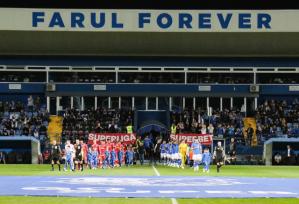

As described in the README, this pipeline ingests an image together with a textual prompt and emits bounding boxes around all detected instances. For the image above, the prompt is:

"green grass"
[0,197,298,204]
[156,165,299,178]
[0,164,156,176]
[178,198,299,204]
[0,164,299,178]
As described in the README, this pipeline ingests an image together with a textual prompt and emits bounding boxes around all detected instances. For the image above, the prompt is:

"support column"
[206,97,209,113]
[132,97,135,109]
[183,97,186,109]
[56,96,59,115]
[193,97,196,110]
[220,97,223,112]
[254,97,258,110]
[116,71,118,83]
[145,97,148,110]
[169,97,172,111]
[81,96,84,111]
[230,97,233,110]
[119,97,121,109]
[95,96,97,110]
[46,71,49,83]
[108,97,111,109]
[46,96,50,112]
[70,97,74,109]
[244,97,247,113]
[156,97,158,110]
[184,72,187,84]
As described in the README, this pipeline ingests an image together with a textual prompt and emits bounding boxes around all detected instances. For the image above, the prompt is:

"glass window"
[97,97,109,109]
[135,97,146,110]
[84,97,95,110]
[148,97,157,110]
[121,97,132,110]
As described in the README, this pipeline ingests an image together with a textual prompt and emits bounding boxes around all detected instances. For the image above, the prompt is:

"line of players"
[51,137,225,173]
[160,139,225,173]
[88,139,134,170]
[51,139,134,171]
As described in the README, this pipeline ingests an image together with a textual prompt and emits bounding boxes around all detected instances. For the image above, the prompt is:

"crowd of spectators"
[0,96,49,140]
[170,99,299,146]
[257,73,299,84]
[170,108,244,139]
[62,108,134,142]
[118,73,185,83]
[49,72,115,84]
[0,72,46,82]
[255,99,299,143]
[187,73,253,84]
[1,95,299,148]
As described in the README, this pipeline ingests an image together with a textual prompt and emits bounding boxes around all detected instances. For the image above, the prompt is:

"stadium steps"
[47,115,63,144]
[243,117,258,146]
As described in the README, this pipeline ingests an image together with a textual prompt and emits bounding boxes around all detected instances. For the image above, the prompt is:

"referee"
[213,141,225,173]
[51,140,61,171]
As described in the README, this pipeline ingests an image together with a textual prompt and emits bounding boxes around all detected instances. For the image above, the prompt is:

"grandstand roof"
[1,31,299,57]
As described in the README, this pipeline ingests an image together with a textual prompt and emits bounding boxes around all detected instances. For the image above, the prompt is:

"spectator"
[0,152,6,164]
[33,129,39,139]
[138,141,145,165]
[207,124,214,134]
[273,152,282,165]
[27,95,34,111]
[228,138,237,164]
[246,124,254,146]
[143,135,152,159]
[286,145,296,165]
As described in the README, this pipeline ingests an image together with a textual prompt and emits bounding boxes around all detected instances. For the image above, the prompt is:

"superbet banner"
[170,134,213,145]
[88,133,136,144]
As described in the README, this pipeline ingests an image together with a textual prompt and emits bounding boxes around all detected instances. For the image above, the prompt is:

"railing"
[0,65,299,73]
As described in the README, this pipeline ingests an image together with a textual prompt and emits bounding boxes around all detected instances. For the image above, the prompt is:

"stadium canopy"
[137,120,168,135]
[1,31,299,57]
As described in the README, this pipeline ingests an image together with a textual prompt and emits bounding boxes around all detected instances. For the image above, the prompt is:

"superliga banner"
[1,8,299,32]
[88,133,137,144]
[170,134,213,145]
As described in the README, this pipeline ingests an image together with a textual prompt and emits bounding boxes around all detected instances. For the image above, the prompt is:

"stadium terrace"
[32,11,272,30]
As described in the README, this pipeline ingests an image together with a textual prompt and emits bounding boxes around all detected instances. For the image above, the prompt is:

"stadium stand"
[0,99,49,140]
[61,108,134,143]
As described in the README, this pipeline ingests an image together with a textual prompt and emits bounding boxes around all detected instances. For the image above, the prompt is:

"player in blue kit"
[125,147,130,166]
[103,146,110,169]
[63,140,75,171]
[91,140,99,170]
[191,138,203,171]
[160,140,167,165]
[167,141,173,166]
[172,140,180,168]
[87,147,93,169]
[202,147,212,173]
[116,142,124,167]
[170,141,175,167]
[125,145,134,166]
[91,148,99,170]
[110,147,116,168]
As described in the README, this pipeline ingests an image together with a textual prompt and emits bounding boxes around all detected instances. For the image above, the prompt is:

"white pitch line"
[151,166,179,204]
[152,165,160,177]
[171,198,178,204]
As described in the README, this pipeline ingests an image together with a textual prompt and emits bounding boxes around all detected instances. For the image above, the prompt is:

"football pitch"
[0,165,299,204]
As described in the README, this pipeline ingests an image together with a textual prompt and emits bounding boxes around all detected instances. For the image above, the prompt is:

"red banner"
[170,134,213,145]
[88,133,136,144]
